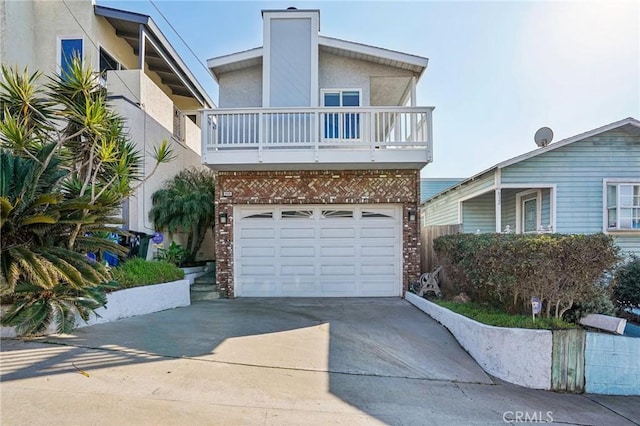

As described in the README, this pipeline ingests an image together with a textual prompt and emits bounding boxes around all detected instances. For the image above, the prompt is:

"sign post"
[531,296,542,321]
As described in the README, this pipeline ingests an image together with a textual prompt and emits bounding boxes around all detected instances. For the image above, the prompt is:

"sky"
[99,0,640,178]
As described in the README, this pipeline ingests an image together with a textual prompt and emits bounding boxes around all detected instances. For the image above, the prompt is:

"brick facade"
[215,169,421,297]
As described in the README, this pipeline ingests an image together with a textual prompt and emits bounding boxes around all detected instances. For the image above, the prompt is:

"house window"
[59,38,83,77]
[322,90,361,140]
[99,47,123,81]
[606,182,640,231]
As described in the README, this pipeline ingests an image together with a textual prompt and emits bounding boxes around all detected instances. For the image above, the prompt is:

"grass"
[433,300,578,330]
[110,258,185,290]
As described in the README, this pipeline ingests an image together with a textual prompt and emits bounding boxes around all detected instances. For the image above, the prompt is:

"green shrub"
[613,256,640,313]
[563,282,615,323]
[433,233,620,319]
[435,300,577,330]
[110,259,185,289]
[155,241,189,267]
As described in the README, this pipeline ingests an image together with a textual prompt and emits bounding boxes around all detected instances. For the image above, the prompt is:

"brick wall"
[214,169,421,297]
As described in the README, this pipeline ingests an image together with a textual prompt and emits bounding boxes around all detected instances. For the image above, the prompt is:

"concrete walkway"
[1,298,638,425]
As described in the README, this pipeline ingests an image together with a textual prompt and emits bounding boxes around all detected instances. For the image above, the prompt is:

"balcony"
[201,107,433,170]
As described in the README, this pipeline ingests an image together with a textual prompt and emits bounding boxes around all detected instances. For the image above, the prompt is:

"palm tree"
[149,168,216,263]
[0,60,173,335]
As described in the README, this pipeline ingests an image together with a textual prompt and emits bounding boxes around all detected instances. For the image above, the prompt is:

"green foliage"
[0,61,173,336]
[563,283,615,323]
[612,256,640,312]
[435,300,578,330]
[109,259,185,289]
[154,241,189,267]
[149,167,215,262]
[1,280,119,336]
[433,233,620,319]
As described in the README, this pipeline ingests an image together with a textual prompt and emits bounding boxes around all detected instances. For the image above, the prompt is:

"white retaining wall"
[1,279,190,337]
[406,292,553,390]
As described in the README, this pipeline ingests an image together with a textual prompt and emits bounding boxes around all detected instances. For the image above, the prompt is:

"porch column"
[138,24,145,70]
[495,188,502,233]
[410,76,417,142]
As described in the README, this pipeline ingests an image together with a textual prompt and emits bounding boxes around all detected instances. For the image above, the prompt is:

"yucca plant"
[0,60,174,335]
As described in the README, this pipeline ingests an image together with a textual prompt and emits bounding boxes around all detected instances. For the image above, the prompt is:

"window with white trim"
[59,38,83,77]
[322,89,361,140]
[606,182,640,231]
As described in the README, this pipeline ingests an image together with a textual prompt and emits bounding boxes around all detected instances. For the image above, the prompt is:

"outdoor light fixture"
[219,212,228,224]
[408,210,416,222]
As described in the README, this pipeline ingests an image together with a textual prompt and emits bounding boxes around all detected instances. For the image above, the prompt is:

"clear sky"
[100,0,639,178]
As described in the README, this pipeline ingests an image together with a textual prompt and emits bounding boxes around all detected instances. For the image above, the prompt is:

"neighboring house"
[422,117,640,256]
[202,8,433,297]
[0,0,214,256]
[420,178,463,202]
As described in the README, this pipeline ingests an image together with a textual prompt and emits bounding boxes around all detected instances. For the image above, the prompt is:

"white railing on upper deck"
[202,107,433,152]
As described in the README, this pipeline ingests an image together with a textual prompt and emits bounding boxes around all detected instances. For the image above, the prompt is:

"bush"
[612,256,640,313]
[110,259,185,289]
[433,233,620,319]
[154,241,189,267]
[563,283,615,323]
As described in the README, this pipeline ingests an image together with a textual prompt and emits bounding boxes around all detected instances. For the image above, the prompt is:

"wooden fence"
[420,224,462,272]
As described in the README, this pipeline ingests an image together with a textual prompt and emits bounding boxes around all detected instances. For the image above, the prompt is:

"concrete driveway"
[1,298,639,425]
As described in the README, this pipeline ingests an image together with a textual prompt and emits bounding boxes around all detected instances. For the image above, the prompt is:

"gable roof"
[207,36,428,83]
[95,5,213,108]
[424,117,640,204]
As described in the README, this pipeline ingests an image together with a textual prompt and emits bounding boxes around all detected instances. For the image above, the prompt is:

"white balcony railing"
[202,107,433,165]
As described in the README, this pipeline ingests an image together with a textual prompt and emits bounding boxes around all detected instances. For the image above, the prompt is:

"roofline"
[206,47,263,82]
[206,36,429,80]
[318,36,429,76]
[94,5,214,108]
[423,117,640,204]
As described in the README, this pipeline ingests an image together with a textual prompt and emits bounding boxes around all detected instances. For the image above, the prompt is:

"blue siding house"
[420,178,463,202]
[421,117,640,256]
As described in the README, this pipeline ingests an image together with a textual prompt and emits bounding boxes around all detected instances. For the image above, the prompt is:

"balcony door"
[322,90,361,140]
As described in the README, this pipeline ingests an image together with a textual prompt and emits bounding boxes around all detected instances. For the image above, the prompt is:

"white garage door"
[234,204,402,297]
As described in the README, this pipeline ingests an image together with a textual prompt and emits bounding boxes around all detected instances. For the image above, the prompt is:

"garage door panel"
[280,246,316,257]
[320,228,356,238]
[320,246,356,257]
[241,264,276,276]
[281,264,316,276]
[360,226,396,238]
[281,281,317,293]
[240,228,275,239]
[361,245,396,257]
[320,264,356,275]
[242,279,277,293]
[361,263,396,275]
[241,246,276,257]
[321,281,357,293]
[281,227,315,239]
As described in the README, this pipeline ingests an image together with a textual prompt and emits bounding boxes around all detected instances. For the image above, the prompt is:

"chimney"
[261,8,320,107]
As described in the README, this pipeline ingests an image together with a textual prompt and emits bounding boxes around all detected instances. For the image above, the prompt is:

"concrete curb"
[406,292,552,390]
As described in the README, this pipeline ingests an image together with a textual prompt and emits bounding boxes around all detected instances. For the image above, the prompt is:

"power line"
[148,0,214,79]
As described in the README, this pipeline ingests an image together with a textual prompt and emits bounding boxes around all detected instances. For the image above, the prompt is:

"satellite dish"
[534,127,553,147]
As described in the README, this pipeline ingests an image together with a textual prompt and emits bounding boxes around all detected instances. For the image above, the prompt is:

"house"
[0,0,214,257]
[421,117,640,256]
[202,8,433,297]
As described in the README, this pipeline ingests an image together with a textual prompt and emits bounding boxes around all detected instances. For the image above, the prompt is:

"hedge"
[433,233,619,319]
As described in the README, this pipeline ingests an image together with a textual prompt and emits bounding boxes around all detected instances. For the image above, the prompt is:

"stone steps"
[190,271,222,301]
